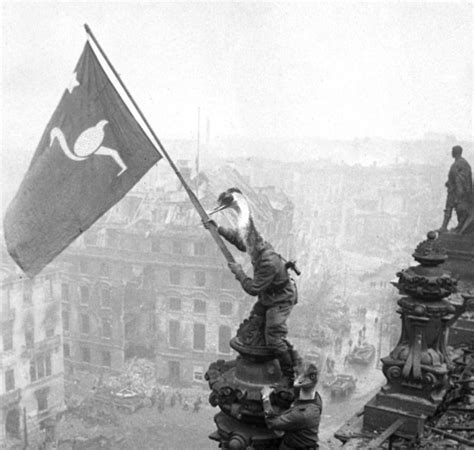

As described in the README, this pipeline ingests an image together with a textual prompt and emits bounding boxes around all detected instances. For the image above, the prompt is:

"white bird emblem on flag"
[67,72,80,94]
[50,120,127,176]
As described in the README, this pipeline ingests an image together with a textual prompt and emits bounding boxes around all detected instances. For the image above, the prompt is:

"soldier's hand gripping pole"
[198,216,236,263]
[285,260,301,276]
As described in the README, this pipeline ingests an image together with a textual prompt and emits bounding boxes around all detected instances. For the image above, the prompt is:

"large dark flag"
[4,42,161,276]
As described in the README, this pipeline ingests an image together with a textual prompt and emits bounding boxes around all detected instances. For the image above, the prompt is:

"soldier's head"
[209,187,244,214]
[294,363,318,392]
[452,146,463,159]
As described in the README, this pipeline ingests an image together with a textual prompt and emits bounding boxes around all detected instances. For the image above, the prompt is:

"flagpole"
[195,107,200,192]
[83,24,235,264]
[196,106,200,175]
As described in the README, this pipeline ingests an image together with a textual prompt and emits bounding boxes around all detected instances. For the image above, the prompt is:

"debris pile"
[103,357,157,396]
[56,413,124,449]
[74,395,120,426]
[392,347,474,448]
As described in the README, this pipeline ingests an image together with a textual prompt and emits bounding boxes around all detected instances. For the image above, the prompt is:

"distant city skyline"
[1,1,473,216]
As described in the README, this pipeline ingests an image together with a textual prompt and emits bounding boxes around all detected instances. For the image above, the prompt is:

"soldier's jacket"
[446,156,472,206]
[263,394,322,449]
[218,226,297,307]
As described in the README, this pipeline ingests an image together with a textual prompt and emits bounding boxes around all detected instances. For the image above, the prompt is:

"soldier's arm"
[262,396,277,417]
[264,404,321,431]
[455,163,472,196]
[233,253,277,296]
[217,226,247,252]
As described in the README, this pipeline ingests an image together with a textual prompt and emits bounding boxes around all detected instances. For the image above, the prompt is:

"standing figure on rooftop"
[193,396,202,413]
[203,187,299,379]
[440,145,473,233]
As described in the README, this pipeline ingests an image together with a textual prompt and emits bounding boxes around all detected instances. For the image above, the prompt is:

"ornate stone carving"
[393,232,457,301]
[382,232,457,404]
[205,340,294,425]
[235,315,266,347]
[364,232,473,437]
[205,336,296,448]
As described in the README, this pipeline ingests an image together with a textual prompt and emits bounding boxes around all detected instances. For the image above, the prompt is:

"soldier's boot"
[291,348,304,377]
[438,208,452,232]
[285,341,304,376]
[278,350,296,386]
[454,208,469,232]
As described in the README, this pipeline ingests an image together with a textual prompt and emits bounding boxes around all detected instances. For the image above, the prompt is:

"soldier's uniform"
[442,154,473,231]
[218,226,297,354]
[263,394,322,449]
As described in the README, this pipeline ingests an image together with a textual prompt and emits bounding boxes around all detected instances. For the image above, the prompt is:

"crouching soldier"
[261,363,322,450]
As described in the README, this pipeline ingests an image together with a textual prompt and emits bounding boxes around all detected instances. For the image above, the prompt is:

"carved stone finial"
[376,230,457,422]
[412,231,447,266]
[395,232,456,301]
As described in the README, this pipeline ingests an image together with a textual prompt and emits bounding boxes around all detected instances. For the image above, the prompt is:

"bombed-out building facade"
[0,252,65,447]
[56,163,295,385]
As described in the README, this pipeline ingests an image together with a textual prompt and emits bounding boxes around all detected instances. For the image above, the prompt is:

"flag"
[4,41,161,277]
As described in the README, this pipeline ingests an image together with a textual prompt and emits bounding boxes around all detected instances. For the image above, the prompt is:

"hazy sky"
[1,1,473,205]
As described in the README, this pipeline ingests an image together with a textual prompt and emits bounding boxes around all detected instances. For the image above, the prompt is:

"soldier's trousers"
[251,301,293,353]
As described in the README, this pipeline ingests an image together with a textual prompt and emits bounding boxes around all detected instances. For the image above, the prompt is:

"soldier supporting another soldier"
[261,363,322,450]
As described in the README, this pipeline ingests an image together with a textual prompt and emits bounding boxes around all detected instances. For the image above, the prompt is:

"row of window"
[64,275,233,306]
[153,240,210,256]
[65,344,111,367]
[62,307,112,338]
[2,275,55,306]
[4,354,54,392]
[2,324,55,352]
[5,368,15,391]
[5,370,49,412]
[101,233,212,257]
[76,263,236,290]
[168,321,231,354]
[61,284,112,308]
[30,354,52,382]
[168,298,233,316]
[79,261,111,277]
[169,270,236,288]
[65,314,113,338]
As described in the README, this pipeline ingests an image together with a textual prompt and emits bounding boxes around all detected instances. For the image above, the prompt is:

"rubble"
[102,357,157,397]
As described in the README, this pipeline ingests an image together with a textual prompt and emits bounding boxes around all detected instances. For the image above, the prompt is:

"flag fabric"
[4,42,161,277]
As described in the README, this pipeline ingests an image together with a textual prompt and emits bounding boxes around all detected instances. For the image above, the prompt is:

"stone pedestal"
[206,337,295,449]
[363,232,457,438]
[437,232,474,347]
[437,232,474,289]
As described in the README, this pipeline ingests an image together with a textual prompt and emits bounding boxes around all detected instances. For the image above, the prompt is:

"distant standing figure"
[183,400,190,411]
[170,392,177,408]
[193,396,202,413]
[326,357,335,375]
[335,336,342,355]
[440,145,473,232]
[157,393,165,413]
[150,387,157,406]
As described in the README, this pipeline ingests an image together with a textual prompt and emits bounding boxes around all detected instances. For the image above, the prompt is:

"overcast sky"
[1,1,473,207]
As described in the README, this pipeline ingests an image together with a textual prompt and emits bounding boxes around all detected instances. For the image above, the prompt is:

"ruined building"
[0,248,65,447]
[57,163,294,385]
